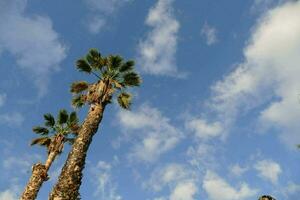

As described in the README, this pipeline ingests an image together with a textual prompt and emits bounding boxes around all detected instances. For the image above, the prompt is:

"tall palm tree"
[20,110,80,200]
[49,49,141,200]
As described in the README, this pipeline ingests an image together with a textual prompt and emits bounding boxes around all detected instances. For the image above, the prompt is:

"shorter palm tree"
[258,195,276,200]
[20,109,80,200]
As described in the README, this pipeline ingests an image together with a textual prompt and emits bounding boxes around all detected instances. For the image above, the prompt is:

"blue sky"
[0,0,300,199]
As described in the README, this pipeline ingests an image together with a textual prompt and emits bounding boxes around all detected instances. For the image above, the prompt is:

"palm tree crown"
[70,48,141,109]
[31,109,80,154]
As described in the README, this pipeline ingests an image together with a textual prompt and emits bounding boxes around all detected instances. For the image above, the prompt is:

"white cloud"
[138,0,183,77]
[229,164,249,177]
[91,161,122,200]
[0,189,17,200]
[0,93,7,107]
[0,0,66,97]
[146,164,197,200]
[201,23,218,46]
[85,0,131,34]
[0,112,24,126]
[203,171,258,200]
[254,159,282,184]
[170,181,197,200]
[207,1,300,145]
[117,104,182,162]
[185,118,223,140]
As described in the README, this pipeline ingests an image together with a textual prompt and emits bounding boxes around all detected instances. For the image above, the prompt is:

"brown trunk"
[49,103,105,200]
[20,163,48,200]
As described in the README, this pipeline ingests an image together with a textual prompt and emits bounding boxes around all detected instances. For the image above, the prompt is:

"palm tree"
[49,49,141,200]
[258,195,276,200]
[20,110,80,200]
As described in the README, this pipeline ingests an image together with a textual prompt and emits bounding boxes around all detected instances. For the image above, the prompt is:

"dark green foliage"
[72,95,86,108]
[70,81,89,94]
[123,72,141,87]
[76,59,92,73]
[57,109,68,124]
[32,126,49,135]
[119,60,134,72]
[44,113,55,127]
[31,137,51,147]
[117,92,132,110]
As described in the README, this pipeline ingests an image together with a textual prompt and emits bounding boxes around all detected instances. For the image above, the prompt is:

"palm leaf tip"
[32,126,49,135]
[118,92,132,110]
[31,137,51,147]
[70,81,89,94]
[76,58,92,73]
[44,113,55,127]
[58,109,68,124]
[109,55,123,69]
[123,72,141,87]
[119,60,134,72]
[71,95,86,108]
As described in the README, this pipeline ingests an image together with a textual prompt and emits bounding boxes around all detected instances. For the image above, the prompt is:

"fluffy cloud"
[254,159,282,184]
[117,104,182,162]
[207,1,300,145]
[0,93,7,107]
[91,161,122,200]
[146,164,197,200]
[0,189,17,200]
[0,0,66,97]
[229,164,249,177]
[203,171,258,200]
[85,0,131,34]
[201,23,218,46]
[185,118,223,140]
[138,0,183,77]
[0,112,24,126]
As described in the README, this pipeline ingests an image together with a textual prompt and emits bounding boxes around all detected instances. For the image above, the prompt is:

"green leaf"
[117,92,132,110]
[32,126,49,135]
[69,112,79,125]
[123,72,141,87]
[86,48,102,69]
[76,58,92,73]
[119,60,134,72]
[31,137,51,147]
[71,95,86,108]
[70,81,89,94]
[57,109,68,124]
[43,113,55,127]
[109,55,123,70]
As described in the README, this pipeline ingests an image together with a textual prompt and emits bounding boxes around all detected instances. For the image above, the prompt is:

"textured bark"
[49,103,105,200]
[20,163,48,200]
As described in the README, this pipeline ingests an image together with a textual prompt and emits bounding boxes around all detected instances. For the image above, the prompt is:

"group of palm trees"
[20,48,141,200]
[19,49,278,200]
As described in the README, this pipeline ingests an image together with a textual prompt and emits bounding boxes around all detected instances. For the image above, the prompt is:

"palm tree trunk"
[49,102,106,200]
[20,163,48,200]
[45,151,58,171]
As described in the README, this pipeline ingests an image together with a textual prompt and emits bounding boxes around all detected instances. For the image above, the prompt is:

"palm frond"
[122,72,141,87]
[297,144,300,149]
[69,112,79,125]
[43,113,55,127]
[108,55,123,70]
[70,81,89,94]
[117,92,132,110]
[32,126,49,135]
[71,95,86,108]
[76,58,92,73]
[31,137,51,147]
[119,60,134,72]
[57,109,68,124]
[86,48,102,69]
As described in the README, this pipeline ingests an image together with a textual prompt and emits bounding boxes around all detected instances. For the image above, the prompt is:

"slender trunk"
[45,151,58,171]
[20,163,48,200]
[49,103,105,200]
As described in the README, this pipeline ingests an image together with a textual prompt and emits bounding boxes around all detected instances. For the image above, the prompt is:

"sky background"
[0,0,300,199]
